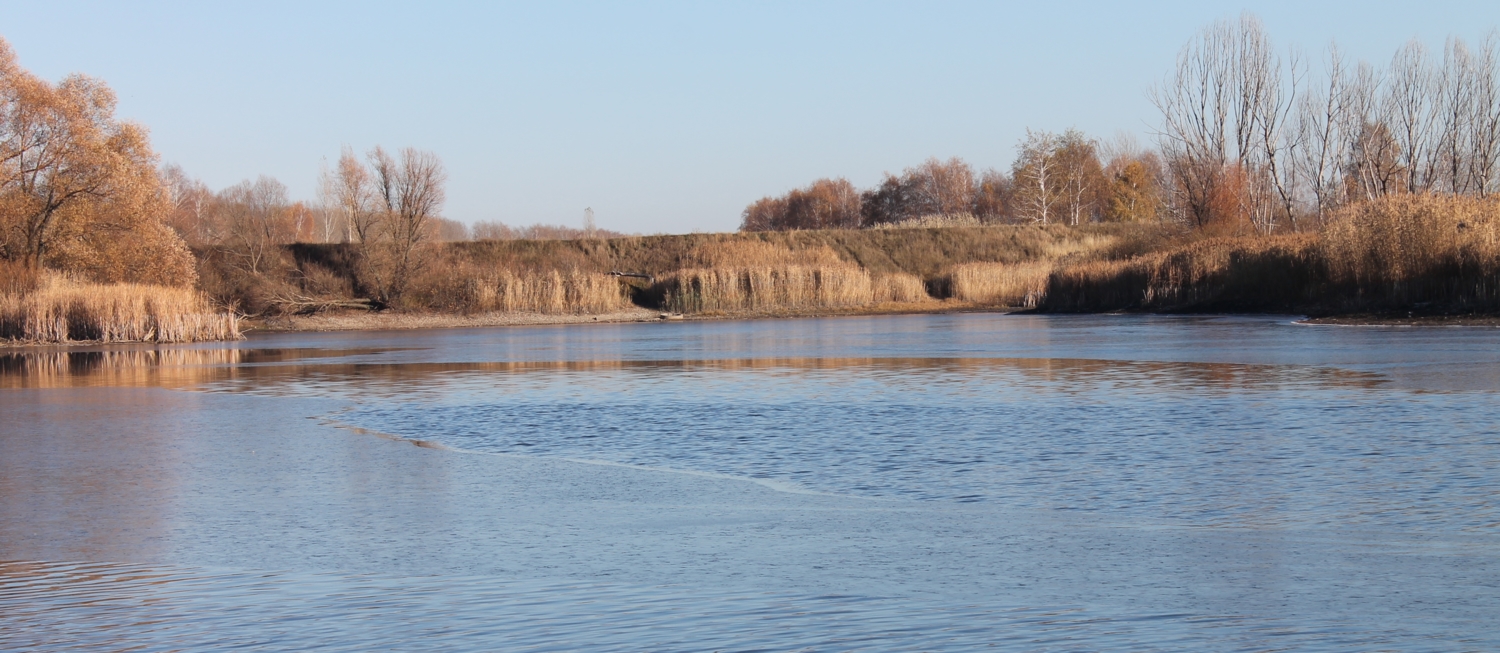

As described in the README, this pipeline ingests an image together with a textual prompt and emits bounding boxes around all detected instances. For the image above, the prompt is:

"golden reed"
[945,261,1053,307]
[412,264,634,315]
[0,272,241,343]
[477,270,633,314]
[659,265,930,312]
[657,241,929,313]
[1041,193,1500,312]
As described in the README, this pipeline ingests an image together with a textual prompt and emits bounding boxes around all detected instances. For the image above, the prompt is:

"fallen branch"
[610,271,655,282]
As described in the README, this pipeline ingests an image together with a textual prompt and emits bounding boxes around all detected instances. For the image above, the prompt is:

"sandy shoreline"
[9,303,1497,346]
[243,300,1000,334]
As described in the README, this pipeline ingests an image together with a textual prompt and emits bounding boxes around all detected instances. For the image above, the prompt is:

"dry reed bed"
[0,276,241,344]
[658,265,929,313]
[945,262,1054,307]
[1320,194,1500,309]
[411,267,633,314]
[1041,194,1500,313]
[480,270,632,314]
[1041,236,1322,312]
[654,241,929,313]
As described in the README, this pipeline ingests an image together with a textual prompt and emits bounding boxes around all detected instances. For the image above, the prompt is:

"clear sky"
[4,1,1500,233]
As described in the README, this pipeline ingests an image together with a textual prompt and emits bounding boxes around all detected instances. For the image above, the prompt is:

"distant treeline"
[744,15,1500,236]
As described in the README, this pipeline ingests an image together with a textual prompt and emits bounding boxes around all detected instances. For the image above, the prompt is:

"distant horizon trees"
[741,14,1500,234]
[742,140,1141,231]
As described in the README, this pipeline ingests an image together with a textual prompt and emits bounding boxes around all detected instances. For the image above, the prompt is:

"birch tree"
[1012,130,1061,224]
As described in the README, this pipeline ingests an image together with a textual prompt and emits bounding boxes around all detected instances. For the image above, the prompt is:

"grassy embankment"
[0,263,241,344]
[274,223,1162,320]
[229,193,1500,328]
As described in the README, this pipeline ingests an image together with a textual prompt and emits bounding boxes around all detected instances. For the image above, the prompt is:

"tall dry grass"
[661,266,867,312]
[656,240,929,312]
[478,270,632,314]
[946,261,1054,307]
[871,272,930,303]
[409,263,633,315]
[0,273,241,343]
[1321,194,1500,309]
[1041,235,1322,312]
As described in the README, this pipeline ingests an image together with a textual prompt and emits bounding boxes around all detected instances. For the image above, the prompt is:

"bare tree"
[1434,38,1478,194]
[1386,41,1437,194]
[429,217,469,242]
[860,174,914,226]
[783,178,862,229]
[318,146,379,243]
[472,220,516,240]
[161,163,216,245]
[1296,46,1355,224]
[904,158,976,217]
[857,160,975,226]
[215,176,293,276]
[973,169,1012,222]
[1152,18,1240,227]
[1341,62,1402,200]
[1254,47,1303,231]
[1153,13,1311,231]
[1473,32,1500,197]
[366,146,446,302]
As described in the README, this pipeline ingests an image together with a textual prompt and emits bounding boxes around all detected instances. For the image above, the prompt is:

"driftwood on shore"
[271,295,377,315]
[609,271,655,282]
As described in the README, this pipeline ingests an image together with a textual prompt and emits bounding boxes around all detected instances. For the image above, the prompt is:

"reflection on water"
[4,314,1500,651]
[0,347,413,389]
[0,347,1390,395]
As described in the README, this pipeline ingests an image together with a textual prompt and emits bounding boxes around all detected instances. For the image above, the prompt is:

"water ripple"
[1,560,1477,652]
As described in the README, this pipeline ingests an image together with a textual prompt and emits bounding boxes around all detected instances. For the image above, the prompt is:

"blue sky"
[4,1,1499,233]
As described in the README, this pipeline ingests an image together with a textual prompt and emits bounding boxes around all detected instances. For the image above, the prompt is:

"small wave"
[320,417,461,452]
[555,456,854,498]
[319,413,860,498]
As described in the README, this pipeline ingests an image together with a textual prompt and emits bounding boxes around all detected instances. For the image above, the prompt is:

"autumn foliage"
[0,37,195,287]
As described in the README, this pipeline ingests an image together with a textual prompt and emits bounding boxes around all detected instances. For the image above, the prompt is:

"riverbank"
[9,193,1498,344]
[243,299,997,333]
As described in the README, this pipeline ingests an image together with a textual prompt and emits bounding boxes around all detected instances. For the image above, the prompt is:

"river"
[2,313,1497,650]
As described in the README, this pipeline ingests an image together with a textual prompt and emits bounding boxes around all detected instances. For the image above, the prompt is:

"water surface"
[3,314,1498,650]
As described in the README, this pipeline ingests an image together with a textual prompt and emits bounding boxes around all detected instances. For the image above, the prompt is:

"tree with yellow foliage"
[0,37,193,286]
